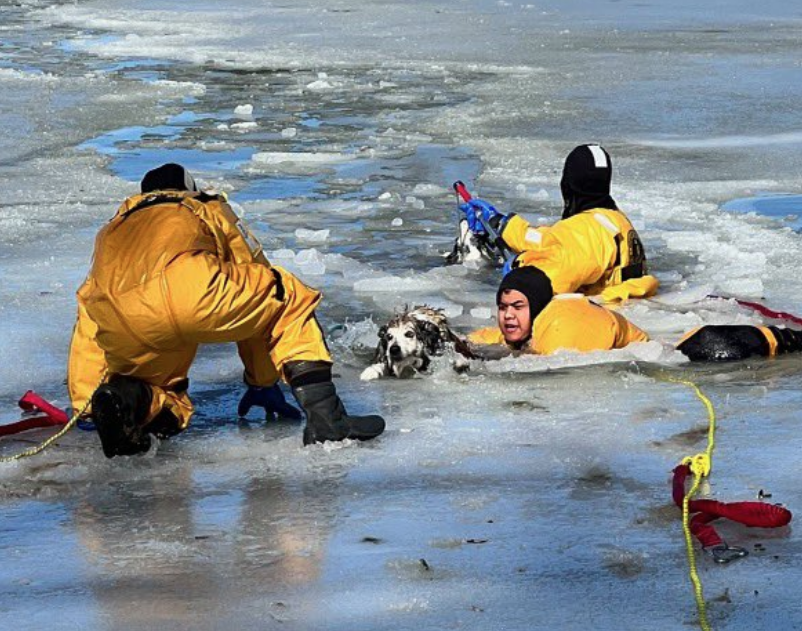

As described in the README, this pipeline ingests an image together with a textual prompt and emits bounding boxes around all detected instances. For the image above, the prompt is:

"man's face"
[497,289,531,345]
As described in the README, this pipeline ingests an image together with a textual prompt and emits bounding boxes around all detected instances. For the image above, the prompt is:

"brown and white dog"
[360,306,475,380]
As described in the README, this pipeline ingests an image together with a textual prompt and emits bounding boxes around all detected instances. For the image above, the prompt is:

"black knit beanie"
[141,163,198,193]
[496,267,554,324]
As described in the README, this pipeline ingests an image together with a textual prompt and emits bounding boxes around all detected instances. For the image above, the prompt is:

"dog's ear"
[418,320,444,355]
[372,325,389,364]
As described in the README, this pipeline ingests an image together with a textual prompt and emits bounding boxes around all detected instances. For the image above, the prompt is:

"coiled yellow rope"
[666,376,716,631]
[0,372,106,463]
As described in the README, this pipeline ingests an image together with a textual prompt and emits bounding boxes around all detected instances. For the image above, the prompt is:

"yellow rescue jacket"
[80,191,273,355]
[468,294,649,355]
[500,209,659,301]
[68,190,329,426]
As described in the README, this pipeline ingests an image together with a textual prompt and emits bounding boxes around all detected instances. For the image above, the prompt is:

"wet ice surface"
[2,0,802,629]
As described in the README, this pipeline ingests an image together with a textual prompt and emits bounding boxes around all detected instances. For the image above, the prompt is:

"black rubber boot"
[91,375,153,458]
[286,361,385,446]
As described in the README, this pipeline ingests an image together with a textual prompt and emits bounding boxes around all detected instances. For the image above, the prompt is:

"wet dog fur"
[360,306,475,380]
[444,218,504,266]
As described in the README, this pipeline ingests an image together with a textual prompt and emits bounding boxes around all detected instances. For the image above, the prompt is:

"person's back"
[460,144,658,301]
[69,163,385,458]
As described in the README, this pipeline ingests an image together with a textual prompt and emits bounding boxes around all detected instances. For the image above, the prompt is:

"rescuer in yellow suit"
[467,266,802,361]
[68,163,384,458]
[460,144,659,302]
[467,267,649,355]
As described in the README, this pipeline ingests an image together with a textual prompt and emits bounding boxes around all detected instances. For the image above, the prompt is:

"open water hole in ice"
[3,1,802,629]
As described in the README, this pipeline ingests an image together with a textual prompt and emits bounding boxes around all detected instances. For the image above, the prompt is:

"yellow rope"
[0,372,106,463]
[664,376,716,631]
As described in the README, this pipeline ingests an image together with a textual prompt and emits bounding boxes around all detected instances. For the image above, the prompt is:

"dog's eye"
[385,333,394,341]
[404,331,415,338]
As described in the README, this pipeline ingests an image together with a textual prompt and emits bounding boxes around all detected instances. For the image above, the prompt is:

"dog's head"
[372,309,448,378]
[444,219,504,266]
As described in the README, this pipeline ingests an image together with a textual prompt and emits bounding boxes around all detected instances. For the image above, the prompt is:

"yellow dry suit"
[67,190,330,430]
[500,209,659,302]
[468,294,649,355]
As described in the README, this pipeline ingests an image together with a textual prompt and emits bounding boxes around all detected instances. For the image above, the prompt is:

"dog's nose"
[389,344,402,357]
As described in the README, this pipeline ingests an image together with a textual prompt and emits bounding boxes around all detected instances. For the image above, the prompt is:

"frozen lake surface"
[2,0,802,629]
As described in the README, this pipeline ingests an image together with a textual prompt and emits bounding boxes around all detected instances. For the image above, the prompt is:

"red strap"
[0,391,70,438]
[0,415,66,438]
[672,464,792,546]
[709,295,802,326]
[18,391,68,423]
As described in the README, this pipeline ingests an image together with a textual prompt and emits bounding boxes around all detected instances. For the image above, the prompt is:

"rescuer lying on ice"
[468,266,802,361]
[68,163,385,458]
[459,144,659,302]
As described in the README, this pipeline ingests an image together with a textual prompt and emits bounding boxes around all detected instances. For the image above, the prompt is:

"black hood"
[560,144,618,219]
[496,266,554,336]
[141,163,198,194]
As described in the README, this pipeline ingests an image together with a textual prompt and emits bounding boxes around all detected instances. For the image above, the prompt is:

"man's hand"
[238,384,303,420]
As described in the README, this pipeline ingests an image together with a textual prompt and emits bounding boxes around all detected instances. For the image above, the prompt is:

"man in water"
[68,163,385,458]
[460,144,659,302]
[468,267,649,354]
[468,266,802,361]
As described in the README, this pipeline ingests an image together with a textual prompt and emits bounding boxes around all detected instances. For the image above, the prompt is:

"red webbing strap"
[709,295,802,326]
[18,391,69,422]
[0,391,70,438]
[672,464,792,546]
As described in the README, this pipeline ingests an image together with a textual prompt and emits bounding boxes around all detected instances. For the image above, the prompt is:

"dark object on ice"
[91,375,153,458]
[677,324,802,361]
[286,360,385,445]
[758,489,772,499]
[703,543,749,565]
[237,383,302,420]
[465,538,489,544]
[140,162,198,193]
[419,558,430,571]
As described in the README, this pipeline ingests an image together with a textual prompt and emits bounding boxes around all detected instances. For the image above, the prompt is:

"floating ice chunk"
[655,284,715,305]
[271,248,296,260]
[0,68,58,83]
[231,121,258,131]
[718,277,764,297]
[306,79,334,90]
[252,151,354,165]
[295,249,326,275]
[281,127,297,138]
[405,196,425,209]
[411,183,444,196]
[391,218,403,227]
[150,79,206,96]
[234,104,254,119]
[295,228,330,243]
[378,192,393,200]
[216,123,229,130]
[470,307,493,319]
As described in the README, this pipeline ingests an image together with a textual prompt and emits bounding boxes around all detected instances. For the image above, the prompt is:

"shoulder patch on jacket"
[593,212,620,235]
